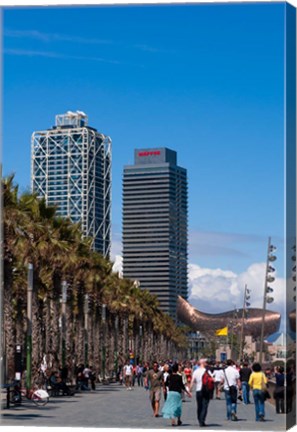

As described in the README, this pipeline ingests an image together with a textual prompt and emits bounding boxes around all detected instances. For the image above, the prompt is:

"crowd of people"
[37,355,295,427]
[119,357,295,427]
[39,363,97,395]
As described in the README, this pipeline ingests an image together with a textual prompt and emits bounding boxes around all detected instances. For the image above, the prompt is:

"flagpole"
[225,325,228,358]
[230,317,234,360]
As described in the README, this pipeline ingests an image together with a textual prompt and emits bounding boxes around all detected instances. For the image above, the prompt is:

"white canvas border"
[0,1,296,432]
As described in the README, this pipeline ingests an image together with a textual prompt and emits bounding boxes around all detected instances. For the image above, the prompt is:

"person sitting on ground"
[83,364,92,390]
[50,371,74,396]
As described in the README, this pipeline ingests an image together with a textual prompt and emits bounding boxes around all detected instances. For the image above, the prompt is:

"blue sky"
[3,3,286,284]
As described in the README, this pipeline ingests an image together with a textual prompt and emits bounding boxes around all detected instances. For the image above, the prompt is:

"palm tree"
[3,176,188,383]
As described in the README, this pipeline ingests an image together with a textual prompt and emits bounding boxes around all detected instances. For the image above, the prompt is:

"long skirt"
[162,391,182,419]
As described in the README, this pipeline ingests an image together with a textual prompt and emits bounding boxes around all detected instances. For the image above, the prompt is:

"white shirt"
[192,367,206,392]
[163,371,169,382]
[163,371,170,389]
[222,366,240,390]
[124,365,133,376]
[213,369,224,383]
[83,367,91,378]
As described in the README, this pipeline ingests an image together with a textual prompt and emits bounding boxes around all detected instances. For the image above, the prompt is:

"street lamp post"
[114,315,119,377]
[61,281,67,369]
[139,325,143,364]
[26,263,33,390]
[230,308,238,360]
[292,244,296,303]
[125,315,129,359]
[102,304,106,380]
[84,294,89,366]
[239,284,251,362]
[259,237,276,364]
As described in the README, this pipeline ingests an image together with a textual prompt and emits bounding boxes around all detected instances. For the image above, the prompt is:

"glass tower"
[123,148,188,319]
[31,111,111,258]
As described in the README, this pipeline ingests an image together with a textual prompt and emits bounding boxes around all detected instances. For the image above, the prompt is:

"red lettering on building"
[138,151,161,157]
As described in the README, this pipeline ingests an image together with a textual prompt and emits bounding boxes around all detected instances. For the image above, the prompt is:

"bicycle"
[11,381,50,407]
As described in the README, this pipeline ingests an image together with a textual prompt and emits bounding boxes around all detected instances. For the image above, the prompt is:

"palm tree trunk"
[32,285,43,382]
[3,266,16,381]
[118,316,125,366]
[65,304,74,381]
[93,307,100,379]
[52,275,61,359]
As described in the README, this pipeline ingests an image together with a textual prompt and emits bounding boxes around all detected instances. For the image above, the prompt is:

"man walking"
[123,359,133,390]
[221,359,241,421]
[136,363,144,387]
[144,361,164,417]
[239,362,252,404]
[212,363,224,400]
[189,358,211,427]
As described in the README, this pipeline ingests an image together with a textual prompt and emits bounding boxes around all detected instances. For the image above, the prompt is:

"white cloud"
[112,255,123,278]
[4,48,123,65]
[111,234,123,277]
[111,238,289,330]
[188,261,286,320]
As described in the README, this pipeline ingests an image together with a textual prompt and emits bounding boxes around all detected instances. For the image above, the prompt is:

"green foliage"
[3,176,187,379]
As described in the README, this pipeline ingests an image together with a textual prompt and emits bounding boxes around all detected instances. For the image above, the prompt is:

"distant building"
[267,332,295,361]
[31,111,112,257]
[122,148,188,319]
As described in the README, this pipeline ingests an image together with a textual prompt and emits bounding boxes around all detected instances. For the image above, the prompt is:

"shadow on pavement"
[48,399,79,404]
[94,388,123,392]
[1,413,53,420]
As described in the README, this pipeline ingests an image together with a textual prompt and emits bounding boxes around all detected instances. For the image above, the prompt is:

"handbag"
[261,373,271,400]
[223,369,238,404]
[273,385,285,399]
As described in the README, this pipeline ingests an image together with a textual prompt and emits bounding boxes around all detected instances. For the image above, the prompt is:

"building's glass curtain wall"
[31,111,111,258]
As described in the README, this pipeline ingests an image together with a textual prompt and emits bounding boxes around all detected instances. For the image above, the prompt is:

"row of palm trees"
[2,176,188,383]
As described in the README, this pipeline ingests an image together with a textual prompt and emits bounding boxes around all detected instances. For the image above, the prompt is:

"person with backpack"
[189,358,214,427]
[221,359,241,421]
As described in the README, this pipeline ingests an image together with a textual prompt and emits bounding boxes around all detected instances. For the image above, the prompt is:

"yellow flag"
[215,326,228,336]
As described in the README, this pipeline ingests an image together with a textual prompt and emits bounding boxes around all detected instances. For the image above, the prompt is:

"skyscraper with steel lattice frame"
[122,148,188,320]
[31,111,112,258]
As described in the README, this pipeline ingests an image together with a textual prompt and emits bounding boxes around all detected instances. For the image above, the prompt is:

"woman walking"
[273,366,285,414]
[162,363,192,426]
[248,363,268,422]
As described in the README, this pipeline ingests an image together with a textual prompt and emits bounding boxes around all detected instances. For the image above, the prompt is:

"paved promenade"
[0,383,287,430]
